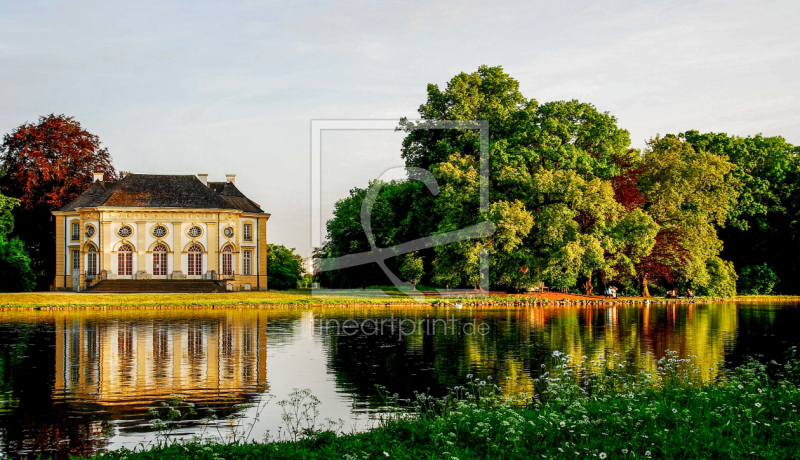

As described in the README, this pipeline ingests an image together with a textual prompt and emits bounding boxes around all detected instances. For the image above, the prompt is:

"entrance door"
[71,250,80,292]
[153,244,168,277]
[118,244,133,278]
[222,245,233,276]
[187,244,203,277]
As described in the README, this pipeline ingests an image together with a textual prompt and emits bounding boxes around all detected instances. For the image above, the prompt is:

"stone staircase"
[86,279,227,293]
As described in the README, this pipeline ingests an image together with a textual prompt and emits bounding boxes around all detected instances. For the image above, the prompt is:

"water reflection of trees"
[321,304,748,402]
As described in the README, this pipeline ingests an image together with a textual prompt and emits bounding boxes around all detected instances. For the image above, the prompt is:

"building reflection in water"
[54,312,269,406]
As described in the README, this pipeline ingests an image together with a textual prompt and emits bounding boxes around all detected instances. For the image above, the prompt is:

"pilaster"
[102,222,112,272]
[208,222,219,274]
[136,222,147,276]
[172,222,183,276]
[54,215,65,290]
[79,213,85,290]
[258,217,268,290]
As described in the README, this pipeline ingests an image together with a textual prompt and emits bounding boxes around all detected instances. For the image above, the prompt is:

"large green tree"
[633,135,737,296]
[398,66,656,292]
[320,66,751,296]
[680,131,800,294]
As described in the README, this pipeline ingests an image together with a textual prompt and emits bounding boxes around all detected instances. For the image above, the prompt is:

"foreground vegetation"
[83,349,800,460]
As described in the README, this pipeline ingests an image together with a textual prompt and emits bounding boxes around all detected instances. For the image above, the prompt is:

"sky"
[1,0,798,257]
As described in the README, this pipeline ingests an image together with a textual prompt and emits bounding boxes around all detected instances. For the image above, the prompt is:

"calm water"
[0,302,798,459]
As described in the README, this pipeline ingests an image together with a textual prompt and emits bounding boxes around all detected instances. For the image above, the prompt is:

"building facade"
[52,173,270,291]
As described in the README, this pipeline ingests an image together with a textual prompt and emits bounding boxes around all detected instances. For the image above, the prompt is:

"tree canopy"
[318,65,800,297]
[267,244,304,290]
[0,114,117,289]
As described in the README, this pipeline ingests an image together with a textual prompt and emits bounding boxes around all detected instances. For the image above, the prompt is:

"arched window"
[187,244,203,276]
[153,244,168,276]
[222,245,233,275]
[118,244,133,276]
[87,246,97,275]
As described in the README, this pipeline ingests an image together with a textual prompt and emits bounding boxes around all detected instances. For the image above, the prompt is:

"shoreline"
[0,291,797,311]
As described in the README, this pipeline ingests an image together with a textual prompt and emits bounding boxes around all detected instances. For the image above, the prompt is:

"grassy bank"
[84,350,800,460]
[0,290,797,309]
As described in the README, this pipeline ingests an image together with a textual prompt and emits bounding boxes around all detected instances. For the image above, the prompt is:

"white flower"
[553,351,563,357]
[756,402,762,408]
[560,421,566,427]
[622,449,629,453]
[600,453,607,459]
[672,408,677,413]
[383,452,390,457]
[559,448,564,452]
[738,385,744,389]
[646,451,652,456]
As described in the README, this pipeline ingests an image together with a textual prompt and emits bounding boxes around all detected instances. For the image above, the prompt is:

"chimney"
[93,172,104,182]
[226,174,236,185]
[197,174,209,187]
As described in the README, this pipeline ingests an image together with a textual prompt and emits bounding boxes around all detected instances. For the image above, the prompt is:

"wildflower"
[738,385,744,389]
[646,451,652,457]
[383,452,389,457]
[756,403,762,408]
[622,449,629,453]
[600,454,607,459]
[560,421,566,427]
[553,351,563,357]
[559,448,564,452]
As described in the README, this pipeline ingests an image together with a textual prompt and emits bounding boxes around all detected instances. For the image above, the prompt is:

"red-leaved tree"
[0,114,117,210]
[0,114,117,289]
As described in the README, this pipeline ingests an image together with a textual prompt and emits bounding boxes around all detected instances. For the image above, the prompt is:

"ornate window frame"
[147,240,172,253]
[242,222,253,242]
[112,240,136,252]
[222,225,235,239]
[243,249,252,275]
[185,223,204,239]
[70,220,80,241]
[84,223,97,239]
[151,223,170,239]
[84,242,98,275]
[182,241,206,253]
[116,224,134,238]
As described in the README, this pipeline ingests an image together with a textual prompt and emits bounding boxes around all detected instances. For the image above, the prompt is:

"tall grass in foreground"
[85,348,800,460]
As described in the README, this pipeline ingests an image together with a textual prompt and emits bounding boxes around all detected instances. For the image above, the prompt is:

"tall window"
[72,250,80,271]
[71,222,80,241]
[118,244,133,276]
[188,244,203,276]
[222,246,233,275]
[87,246,97,275]
[153,244,168,276]
[243,250,252,275]
[243,223,252,241]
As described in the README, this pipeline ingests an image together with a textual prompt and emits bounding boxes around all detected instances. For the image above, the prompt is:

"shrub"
[737,263,780,295]
[699,256,737,298]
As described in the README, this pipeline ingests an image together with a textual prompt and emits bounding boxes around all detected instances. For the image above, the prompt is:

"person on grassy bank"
[85,348,800,460]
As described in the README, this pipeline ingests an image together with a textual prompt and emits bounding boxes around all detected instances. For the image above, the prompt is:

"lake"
[0,302,797,459]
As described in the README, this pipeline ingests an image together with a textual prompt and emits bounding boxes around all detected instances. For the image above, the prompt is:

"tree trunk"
[583,275,593,296]
[641,276,650,297]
